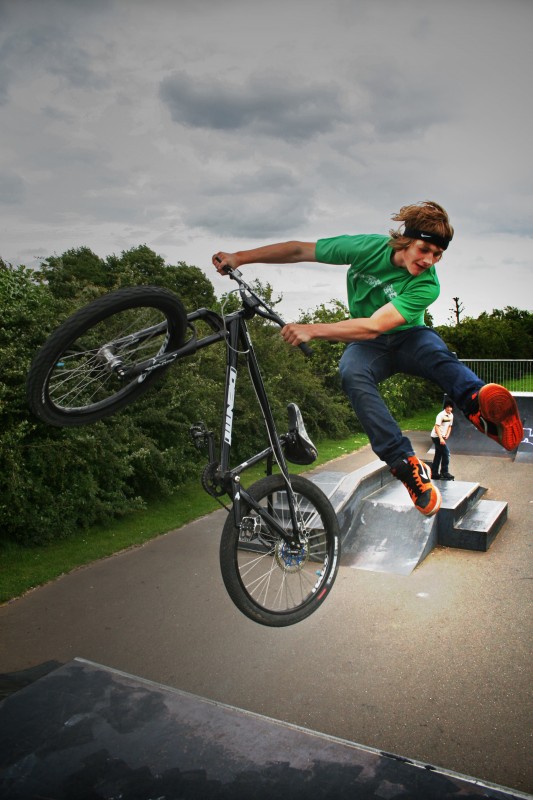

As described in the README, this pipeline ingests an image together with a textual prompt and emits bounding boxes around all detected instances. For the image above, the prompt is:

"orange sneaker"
[391,456,442,517]
[467,384,523,451]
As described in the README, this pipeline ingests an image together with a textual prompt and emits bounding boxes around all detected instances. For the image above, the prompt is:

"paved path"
[1,433,532,794]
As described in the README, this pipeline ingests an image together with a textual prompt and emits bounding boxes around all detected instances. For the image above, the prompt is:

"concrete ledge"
[451,500,508,551]
[311,461,509,573]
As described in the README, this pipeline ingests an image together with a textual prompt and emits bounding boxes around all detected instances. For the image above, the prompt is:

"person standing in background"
[431,401,454,480]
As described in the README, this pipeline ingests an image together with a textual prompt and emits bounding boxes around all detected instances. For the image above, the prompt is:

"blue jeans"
[339,327,483,467]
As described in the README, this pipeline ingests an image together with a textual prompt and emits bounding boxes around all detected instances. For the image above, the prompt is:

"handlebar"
[214,260,312,357]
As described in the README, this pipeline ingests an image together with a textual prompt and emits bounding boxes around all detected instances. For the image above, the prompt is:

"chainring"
[201,462,227,498]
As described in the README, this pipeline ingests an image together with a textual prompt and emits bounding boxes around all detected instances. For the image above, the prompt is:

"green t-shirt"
[315,234,440,332]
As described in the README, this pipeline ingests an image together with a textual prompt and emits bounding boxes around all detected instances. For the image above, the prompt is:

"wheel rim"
[46,305,173,413]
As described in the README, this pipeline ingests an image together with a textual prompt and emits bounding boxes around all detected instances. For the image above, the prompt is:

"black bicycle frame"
[117,279,305,547]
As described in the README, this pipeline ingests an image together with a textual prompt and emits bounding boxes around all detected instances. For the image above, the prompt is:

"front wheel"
[27,286,188,426]
[220,474,340,627]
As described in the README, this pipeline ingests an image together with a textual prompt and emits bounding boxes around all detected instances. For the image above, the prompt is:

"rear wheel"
[219,474,340,626]
[27,286,188,426]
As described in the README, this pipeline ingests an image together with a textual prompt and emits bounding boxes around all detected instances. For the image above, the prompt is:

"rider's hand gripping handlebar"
[214,258,313,357]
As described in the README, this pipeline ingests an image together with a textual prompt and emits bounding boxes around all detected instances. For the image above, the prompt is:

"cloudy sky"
[1,0,532,325]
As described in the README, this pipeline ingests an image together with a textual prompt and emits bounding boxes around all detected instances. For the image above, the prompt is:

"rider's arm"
[213,241,316,273]
[281,302,407,345]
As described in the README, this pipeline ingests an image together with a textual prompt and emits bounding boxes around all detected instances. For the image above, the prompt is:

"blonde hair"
[388,200,454,251]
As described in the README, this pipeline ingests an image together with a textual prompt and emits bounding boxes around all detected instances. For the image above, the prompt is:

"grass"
[0,408,436,604]
[508,378,533,393]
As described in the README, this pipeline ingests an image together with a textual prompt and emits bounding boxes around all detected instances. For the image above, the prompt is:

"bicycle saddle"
[282,403,318,465]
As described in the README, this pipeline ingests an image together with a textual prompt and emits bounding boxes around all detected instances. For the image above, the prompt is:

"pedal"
[189,422,211,450]
[239,516,261,541]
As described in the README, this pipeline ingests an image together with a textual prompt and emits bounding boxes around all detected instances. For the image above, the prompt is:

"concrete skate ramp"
[448,392,533,461]
[341,480,438,575]
[312,463,508,575]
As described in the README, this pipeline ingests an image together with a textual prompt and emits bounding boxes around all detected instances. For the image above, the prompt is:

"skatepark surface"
[1,431,532,796]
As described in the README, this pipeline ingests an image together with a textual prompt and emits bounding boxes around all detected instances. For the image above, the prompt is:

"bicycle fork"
[233,478,305,553]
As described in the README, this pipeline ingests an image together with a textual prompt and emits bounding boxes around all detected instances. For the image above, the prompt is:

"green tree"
[40,244,217,310]
[11,247,524,548]
[3,252,355,546]
[0,254,219,545]
[436,307,533,358]
[299,300,349,396]
[36,247,108,299]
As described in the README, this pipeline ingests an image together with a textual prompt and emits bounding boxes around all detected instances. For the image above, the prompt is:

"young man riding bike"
[213,200,523,517]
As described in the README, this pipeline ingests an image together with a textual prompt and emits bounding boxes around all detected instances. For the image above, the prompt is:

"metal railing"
[460,360,533,393]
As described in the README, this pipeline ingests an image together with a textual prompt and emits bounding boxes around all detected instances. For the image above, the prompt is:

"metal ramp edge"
[514,391,533,463]
[309,460,393,541]
[311,464,437,575]
[341,483,439,575]
[442,391,533,462]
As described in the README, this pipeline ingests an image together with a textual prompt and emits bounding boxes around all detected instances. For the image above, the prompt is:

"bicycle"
[27,269,340,627]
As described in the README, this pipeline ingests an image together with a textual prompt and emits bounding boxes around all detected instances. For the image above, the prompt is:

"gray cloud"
[0,0,531,325]
[0,171,25,204]
[0,0,110,105]
[0,28,106,108]
[159,70,349,141]
[360,66,451,139]
[206,166,300,197]
[183,189,314,239]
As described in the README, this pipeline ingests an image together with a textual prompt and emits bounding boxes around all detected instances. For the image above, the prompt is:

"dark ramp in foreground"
[1,658,531,800]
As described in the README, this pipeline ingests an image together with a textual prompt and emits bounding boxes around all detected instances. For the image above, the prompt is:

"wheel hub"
[275,538,309,572]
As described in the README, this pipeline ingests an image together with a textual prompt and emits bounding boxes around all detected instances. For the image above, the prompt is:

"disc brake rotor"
[274,538,309,572]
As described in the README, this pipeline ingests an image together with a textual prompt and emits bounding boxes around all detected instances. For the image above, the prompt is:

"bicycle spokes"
[220,475,338,624]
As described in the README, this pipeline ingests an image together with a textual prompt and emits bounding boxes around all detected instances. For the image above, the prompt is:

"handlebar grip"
[214,255,231,275]
[269,310,313,357]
